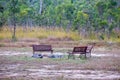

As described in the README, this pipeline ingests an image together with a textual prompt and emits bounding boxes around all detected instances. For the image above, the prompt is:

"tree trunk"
[12,15,16,41]
[39,0,43,14]
[66,20,72,32]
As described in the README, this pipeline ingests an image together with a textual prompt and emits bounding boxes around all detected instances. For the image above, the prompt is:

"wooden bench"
[68,46,88,59]
[32,45,53,54]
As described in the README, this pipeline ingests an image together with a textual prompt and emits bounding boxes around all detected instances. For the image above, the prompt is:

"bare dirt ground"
[0,39,120,80]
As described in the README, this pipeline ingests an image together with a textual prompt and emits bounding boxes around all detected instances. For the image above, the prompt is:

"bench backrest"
[86,45,94,53]
[73,46,87,53]
[33,45,52,51]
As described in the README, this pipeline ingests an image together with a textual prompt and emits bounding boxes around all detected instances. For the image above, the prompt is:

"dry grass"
[0,26,80,41]
[0,26,120,43]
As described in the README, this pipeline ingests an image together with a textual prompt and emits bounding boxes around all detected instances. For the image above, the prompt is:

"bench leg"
[87,52,91,57]
[85,53,87,58]
[33,51,35,54]
[51,51,53,54]
[68,54,71,59]
[90,52,91,57]
[73,54,75,59]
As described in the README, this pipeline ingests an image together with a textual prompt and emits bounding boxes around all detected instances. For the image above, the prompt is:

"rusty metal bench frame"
[86,45,94,57]
[32,45,53,54]
[68,46,88,59]
[68,44,94,59]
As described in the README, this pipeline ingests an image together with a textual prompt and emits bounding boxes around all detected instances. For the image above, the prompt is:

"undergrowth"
[0,26,120,42]
[0,27,80,41]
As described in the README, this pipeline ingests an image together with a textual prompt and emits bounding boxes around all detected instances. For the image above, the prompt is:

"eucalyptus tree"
[8,0,20,40]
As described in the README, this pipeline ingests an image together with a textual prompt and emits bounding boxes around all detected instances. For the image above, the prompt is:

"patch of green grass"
[48,55,88,64]
[7,55,42,62]
[0,43,5,47]
[6,54,89,64]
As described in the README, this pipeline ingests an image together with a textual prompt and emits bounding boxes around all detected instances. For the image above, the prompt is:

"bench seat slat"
[32,45,53,54]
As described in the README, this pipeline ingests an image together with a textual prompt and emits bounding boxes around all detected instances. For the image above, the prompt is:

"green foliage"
[9,0,20,14]
[0,12,4,28]
[73,11,89,31]
[99,34,104,40]
[108,0,117,8]
[64,3,74,20]
[96,1,107,15]
[0,3,4,28]
[100,20,108,26]
[0,5,4,12]
[0,0,120,40]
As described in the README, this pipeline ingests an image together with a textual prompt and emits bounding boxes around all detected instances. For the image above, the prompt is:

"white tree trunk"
[39,0,43,14]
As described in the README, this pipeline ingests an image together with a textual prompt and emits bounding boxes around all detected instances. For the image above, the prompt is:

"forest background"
[0,0,120,42]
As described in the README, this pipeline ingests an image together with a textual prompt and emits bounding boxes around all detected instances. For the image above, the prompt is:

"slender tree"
[9,0,20,41]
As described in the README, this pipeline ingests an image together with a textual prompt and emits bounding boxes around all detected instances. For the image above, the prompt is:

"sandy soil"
[0,39,120,80]
[0,46,120,80]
